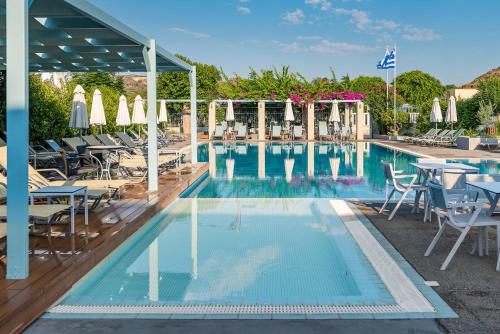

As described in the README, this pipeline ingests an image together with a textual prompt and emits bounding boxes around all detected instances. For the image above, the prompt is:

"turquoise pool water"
[52,142,458,319]
[61,198,393,307]
[193,142,418,199]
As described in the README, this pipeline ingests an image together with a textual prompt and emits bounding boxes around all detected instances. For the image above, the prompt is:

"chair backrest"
[115,132,136,149]
[450,128,464,141]
[62,137,86,152]
[141,127,149,137]
[45,139,62,152]
[272,125,281,137]
[129,130,141,140]
[214,125,224,137]
[318,122,327,136]
[237,125,247,137]
[381,161,394,183]
[293,125,303,137]
[428,180,449,211]
[82,135,102,146]
[97,134,117,146]
[422,129,434,137]
[234,122,242,133]
[0,147,51,187]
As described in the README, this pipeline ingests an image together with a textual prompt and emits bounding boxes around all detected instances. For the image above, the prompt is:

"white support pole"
[6,0,30,279]
[190,66,198,164]
[143,40,158,192]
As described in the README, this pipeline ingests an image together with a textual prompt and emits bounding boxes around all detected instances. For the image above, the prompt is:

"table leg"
[496,225,500,271]
[484,191,500,216]
[84,189,88,226]
[70,194,75,234]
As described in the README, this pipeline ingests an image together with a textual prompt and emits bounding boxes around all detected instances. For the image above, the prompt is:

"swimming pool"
[49,142,457,319]
[193,142,419,199]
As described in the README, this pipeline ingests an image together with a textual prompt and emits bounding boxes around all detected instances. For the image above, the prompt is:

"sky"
[91,0,500,86]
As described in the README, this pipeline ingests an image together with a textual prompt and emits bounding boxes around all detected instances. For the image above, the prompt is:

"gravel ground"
[357,201,500,334]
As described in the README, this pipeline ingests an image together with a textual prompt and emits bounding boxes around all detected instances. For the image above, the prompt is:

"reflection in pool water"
[193,142,419,199]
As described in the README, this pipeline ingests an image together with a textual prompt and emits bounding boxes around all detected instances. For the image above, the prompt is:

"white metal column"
[190,66,198,163]
[143,40,158,191]
[6,0,30,279]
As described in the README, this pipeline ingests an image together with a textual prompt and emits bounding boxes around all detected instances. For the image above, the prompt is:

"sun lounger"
[62,137,87,153]
[318,121,331,141]
[235,124,248,140]
[479,137,499,151]
[82,134,104,147]
[271,125,282,140]
[293,125,304,140]
[212,125,225,140]
[433,128,464,146]
[0,147,125,206]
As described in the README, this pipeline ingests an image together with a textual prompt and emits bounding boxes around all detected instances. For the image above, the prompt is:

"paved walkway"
[26,319,444,334]
[357,202,500,334]
[376,140,500,160]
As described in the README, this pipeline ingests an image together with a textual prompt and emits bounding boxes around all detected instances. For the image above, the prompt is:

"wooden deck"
[0,164,208,334]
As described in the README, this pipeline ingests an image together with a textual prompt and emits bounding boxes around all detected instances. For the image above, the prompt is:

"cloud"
[334,8,370,30]
[168,27,210,39]
[401,26,441,41]
[283,9,304,24]
[305,0,332,12]
[332,7,440,42]
[309,40,375,54]
[297,35,323,41]
[274,38,374,55]
[237,6,251,14]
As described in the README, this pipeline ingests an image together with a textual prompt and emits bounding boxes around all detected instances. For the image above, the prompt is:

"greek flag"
[384,48,396,69]
[377,49,389,69]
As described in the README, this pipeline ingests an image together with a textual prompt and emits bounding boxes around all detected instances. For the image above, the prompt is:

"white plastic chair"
[424,180,500,271]
[379,161,426,220]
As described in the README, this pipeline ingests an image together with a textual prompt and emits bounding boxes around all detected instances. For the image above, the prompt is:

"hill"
[121,75,147,95]
[462,67,500,88]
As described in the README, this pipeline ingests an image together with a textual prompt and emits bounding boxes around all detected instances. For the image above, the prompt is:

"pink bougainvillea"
[284,89,365,110]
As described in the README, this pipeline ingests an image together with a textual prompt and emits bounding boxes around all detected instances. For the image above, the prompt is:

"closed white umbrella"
[116,95,131,132]
[446,96,457,130]
[89,88,106,133]
[158,100,168,124]
[409,112,419,125]
[226,99,235,121]
[69,84,89,135]
[329,157,340,181]
[284,98,295,121]
[329,100,341,123]
[430,97,442,130]
[132,95,147,132]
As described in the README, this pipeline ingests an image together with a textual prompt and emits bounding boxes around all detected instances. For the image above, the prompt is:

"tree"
[72,72,124,93]
[478,77,500,114]
[395,70,444,109]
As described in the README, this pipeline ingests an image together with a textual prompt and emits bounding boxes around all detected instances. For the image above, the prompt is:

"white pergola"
[2,0,198,279]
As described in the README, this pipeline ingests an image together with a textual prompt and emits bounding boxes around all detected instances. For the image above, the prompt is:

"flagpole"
[393,45,397,133]
[386,69,389,115]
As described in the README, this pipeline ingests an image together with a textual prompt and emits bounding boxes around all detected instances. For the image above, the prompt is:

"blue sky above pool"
[90,0,500,85]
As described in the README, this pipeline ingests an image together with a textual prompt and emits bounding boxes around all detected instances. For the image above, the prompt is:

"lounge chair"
[318,121,331,141]
[340,126,350,141]
[433,128,464,147]
[115,132,144,152]
[479,137,499,151]
[0,147,126,206]
[424,179,500,271]
[62,137,87,153]
[119,155,178,182]
[413,129,447,145]
[292,125,304,140]
[409,128,439,144]
[379,161,427,221]
[235,125,248,140]
[97,133,117,146]
[82,134,104,147]
[420,130,455,146]
[271,125,282,140]
[212,125,225,140]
